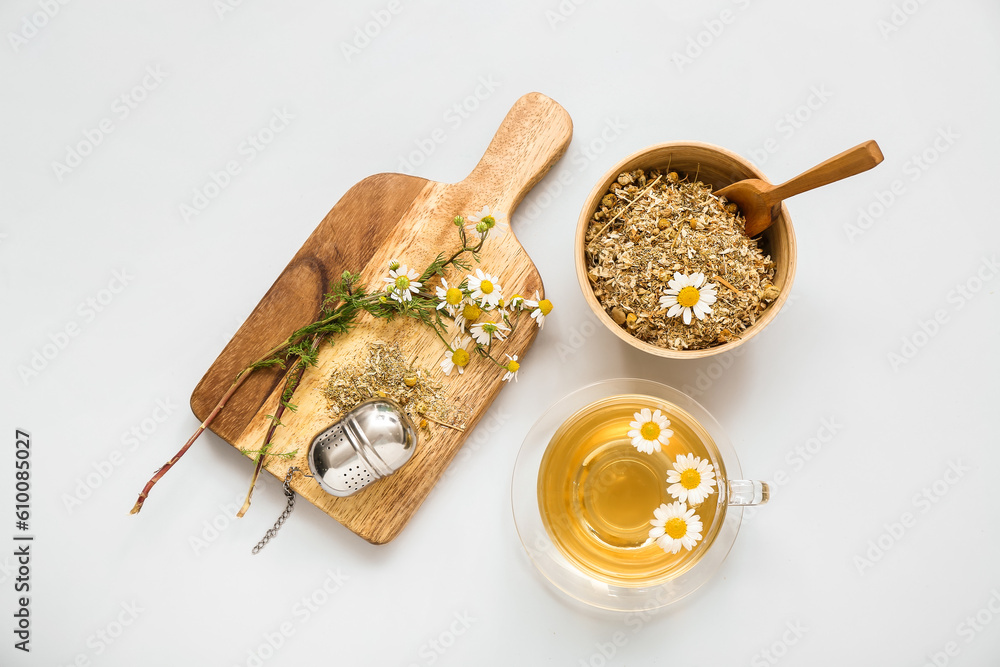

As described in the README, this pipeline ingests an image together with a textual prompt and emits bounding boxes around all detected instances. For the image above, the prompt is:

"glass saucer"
[511,378,744,612]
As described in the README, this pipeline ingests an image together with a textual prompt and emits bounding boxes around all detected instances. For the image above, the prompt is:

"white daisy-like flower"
[502,354,520,382]
[467,268,503,308]
[439,336,472,376]
[528,289,553,328]
[666,454,718,505]
[469,320,509,345]
[507,293,527,311]
[649,502,703,554]
[659,272,717,325]
[627,407,673,454]
[435,278,465,316]
[466,205,508,238]
[383,264,422,303]
[453,301,481,332]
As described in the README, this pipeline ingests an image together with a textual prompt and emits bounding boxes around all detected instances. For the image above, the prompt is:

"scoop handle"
[461,92,574,217]
[769,140,884,202]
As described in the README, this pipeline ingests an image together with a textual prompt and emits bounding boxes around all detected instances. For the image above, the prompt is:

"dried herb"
[323,341,467,433]
[585,169,777,350]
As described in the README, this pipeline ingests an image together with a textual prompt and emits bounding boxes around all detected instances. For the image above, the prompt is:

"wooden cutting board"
[190,93,573,544]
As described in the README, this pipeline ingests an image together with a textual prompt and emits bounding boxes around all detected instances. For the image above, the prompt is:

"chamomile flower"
[649,502,703,554]
[467,205,508,238]
[502,354,520,382]
[666,454,717,505]
[453,301,482,332]
[435,278,465,316]
[467,269,503,308]
[469,320,509,345]
[507,293,527,310]
[439,336,472,376]
[383,264,422,303]
[528,290,553,328]
[627,407,673,454]
[659,272,717,325]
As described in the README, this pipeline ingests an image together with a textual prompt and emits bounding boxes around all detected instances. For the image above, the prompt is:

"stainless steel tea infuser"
[308,397,417,496]
[252,398,417,553]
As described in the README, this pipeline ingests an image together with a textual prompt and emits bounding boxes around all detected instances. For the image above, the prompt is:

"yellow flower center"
[395,275,410,291]
[677,286,701,308]
[664,517,688,540]
[452,348,470,367]
[482,215,496,228]
[640,422,661,441]
[506,360,519,373]
[680,469,702,490]
[462,303,481,321]
[538,299,553,315]
[480,280,494,294]
[445,287,463,305]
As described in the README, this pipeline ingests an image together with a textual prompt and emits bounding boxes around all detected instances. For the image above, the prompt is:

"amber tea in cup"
[538,393,765,587]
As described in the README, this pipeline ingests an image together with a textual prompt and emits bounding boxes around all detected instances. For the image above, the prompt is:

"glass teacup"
[512,379,768,611]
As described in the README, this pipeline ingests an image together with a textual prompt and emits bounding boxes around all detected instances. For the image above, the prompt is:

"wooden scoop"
[717,140,884,237]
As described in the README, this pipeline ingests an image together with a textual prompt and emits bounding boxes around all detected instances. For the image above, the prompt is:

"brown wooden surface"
[190,93,573,544]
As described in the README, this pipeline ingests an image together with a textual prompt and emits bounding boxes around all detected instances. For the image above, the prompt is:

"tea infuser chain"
[251,466,301,555]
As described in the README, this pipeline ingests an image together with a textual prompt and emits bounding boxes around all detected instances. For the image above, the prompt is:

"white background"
[2,1,998,665]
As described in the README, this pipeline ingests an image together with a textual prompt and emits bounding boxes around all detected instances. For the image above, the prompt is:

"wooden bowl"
[574,142,797,359]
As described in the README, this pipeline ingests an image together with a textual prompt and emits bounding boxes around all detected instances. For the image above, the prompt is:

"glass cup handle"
[727,479,770,506]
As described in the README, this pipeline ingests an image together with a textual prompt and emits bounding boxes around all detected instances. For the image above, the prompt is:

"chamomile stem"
[480,349,509,368]
[431,325,453,350]
[418,413,465,431]
[129,367,253,515]
[130,309,353,515]
[237,335,321,518]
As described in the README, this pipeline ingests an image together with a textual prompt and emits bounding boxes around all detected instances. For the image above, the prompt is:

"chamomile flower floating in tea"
[440,336,472,376]
[649,501,703,554]
[628,407,673,454]
[660,272,718,325]
[467,268,504,308]
[666,454,717,505]
[384,264,422,303]
[435,278,464,316]
[467,205,508,238]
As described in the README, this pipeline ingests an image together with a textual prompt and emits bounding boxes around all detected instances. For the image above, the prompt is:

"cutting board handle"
[461,92,573,215]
